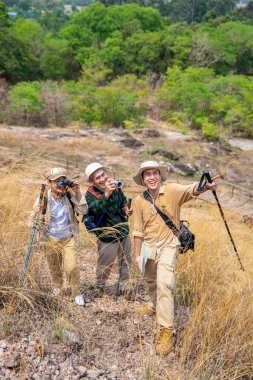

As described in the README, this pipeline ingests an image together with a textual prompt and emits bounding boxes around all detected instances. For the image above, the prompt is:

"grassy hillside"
[0,149,252,379]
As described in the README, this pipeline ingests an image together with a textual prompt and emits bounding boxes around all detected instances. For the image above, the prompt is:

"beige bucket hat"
[133,161,168,186]
[46,167,67,181]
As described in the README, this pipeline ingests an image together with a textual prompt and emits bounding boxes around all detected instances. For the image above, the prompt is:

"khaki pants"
[45,236,80,296]
[144,244,178,328]
[96,235,132,287]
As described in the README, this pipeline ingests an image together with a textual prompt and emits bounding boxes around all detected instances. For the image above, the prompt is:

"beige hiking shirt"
[132,182,197,259]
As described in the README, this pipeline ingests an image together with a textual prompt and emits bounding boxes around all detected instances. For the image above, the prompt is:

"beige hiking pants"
[45,236,80,296]
[144,243,179,328]
[96,235,132,287]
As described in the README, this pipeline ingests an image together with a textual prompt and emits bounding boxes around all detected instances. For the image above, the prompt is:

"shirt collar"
[159,185,165,194]
[144,185,165,197]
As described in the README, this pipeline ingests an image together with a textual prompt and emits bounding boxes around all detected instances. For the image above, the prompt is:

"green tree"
[123,31,169,75]
[40,37,79,79]
[0,29,39,82]
[8,81,42,124]
[13,19,44,62]
[162,0,236,22]
[18,0,30,11]
[0,2,10,27]
[191,22,253,75]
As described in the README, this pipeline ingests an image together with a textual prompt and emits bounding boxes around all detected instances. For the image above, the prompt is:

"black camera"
[57,179,74,189]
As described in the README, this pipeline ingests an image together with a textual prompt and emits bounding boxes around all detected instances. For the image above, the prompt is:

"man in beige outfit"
[132,161,219,355]
[32,167,87,306]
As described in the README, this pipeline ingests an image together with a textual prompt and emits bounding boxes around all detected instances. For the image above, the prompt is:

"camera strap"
[143,191,180,237]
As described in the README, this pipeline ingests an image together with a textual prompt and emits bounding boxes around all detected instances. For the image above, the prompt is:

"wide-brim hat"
[85,162,104,181]
[46,167,67,181]
[133,161,168,186]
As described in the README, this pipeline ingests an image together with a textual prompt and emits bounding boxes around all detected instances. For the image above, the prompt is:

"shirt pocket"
[160,203,173,220]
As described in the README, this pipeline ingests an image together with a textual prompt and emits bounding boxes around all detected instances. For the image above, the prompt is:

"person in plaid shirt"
[85,162,132,292]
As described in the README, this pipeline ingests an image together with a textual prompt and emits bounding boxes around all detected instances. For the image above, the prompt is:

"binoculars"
[57,179,74,189]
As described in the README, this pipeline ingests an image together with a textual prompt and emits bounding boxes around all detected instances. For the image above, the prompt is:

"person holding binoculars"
[84,162,132,294]
[31,167,88,306]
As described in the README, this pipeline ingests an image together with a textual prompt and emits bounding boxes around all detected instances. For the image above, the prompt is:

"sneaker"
[156,328,174,356]
[52,288,61,296]
[74,294,85,306]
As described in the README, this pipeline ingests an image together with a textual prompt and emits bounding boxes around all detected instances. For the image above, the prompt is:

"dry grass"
[173,206,253,379]
[0,130,28,148]
[0,164,253,379]
[60,136,121,157]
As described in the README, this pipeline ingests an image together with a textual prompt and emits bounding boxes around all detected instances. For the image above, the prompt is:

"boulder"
[170,162,197,176]
[120,136,144,148]
[142,128,160,138]
[149,149,179,160]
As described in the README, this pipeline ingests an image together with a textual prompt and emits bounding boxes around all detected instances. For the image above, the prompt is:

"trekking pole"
[115,197,132,304]
[198,170,244,271]
[115,238,126,304]
[20,184,47,288]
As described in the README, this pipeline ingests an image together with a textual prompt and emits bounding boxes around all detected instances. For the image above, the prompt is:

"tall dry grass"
[1,165,253,379]
[173,204,253,379]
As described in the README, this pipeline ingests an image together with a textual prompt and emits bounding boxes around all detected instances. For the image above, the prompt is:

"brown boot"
[156,328,174,356]
[134,303,156,316]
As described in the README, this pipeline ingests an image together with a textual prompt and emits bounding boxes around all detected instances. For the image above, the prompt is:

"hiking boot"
[156,328,174,356]
[74,294,85,306]
[134,303,155,316]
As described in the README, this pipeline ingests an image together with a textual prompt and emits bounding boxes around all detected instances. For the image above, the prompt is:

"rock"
[228,138,253,151]
[0,348,4,356]
[63,329,80,344]
[0,341,7,349]
[87,368,104,379]
[142,128,160,138]
[78,366,87,377]
[163,130,190,140]
[95,319,102,326]
[114,131,132,138]
[120,136,144,148]
[5,353,21,369]
[170,162,197,176]
[149,149,179,160]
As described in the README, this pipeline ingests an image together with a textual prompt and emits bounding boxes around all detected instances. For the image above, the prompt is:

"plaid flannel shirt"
[85,186,129,243]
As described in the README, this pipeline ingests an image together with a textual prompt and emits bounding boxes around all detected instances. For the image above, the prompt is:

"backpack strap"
[143,190,180,236]
[66,191,75,210]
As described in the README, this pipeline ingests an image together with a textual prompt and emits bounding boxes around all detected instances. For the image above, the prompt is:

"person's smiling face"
[92,169,108,191]
[142,169,161,191]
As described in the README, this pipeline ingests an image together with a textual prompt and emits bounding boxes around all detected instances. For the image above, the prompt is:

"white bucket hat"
[133,161,168,186]
[85,162,104,181]
[46,167,67,181]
